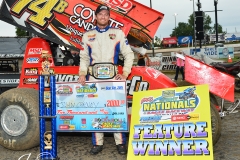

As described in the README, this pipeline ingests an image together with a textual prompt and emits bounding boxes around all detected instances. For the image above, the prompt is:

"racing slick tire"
[234,79,240,92]
[0,88,39,150]
[210,101,222,145]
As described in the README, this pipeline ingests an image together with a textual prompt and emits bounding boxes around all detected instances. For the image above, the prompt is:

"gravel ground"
[1,74,240,160]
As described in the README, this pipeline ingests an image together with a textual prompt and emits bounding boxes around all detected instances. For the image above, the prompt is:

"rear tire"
[210,101,221,145]
[0,88,39,150]
[234,79,240,92]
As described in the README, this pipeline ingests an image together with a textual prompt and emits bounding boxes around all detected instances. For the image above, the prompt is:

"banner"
[178,36,192,45]
[162,37,177,45]
[225,33,240,41]
[147,54,177,71]
[189,47,218,59]
[127,84,213,160]
[0,0,164,50]
[218,47,234,59]
[209,34,225,42]
[56,81,128,132]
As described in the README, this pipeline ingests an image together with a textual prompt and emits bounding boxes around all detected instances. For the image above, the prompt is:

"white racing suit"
[79,25,134,145]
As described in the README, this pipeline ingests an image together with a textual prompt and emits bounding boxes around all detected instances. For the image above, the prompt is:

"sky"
[0,0,239,39]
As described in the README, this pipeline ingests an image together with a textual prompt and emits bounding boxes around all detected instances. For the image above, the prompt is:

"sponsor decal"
[171,113,199,122]
[141,97,154,104]
[96,0,133,13]
[28,48,42,54]
[56,85,73,95]
[26,57,39,63]
[162,90,175,97]
[145,67,161,79]
[181,36,190,43]
[44,74,79,87]
[126,76,149,96]
[88,34,96,41]
[0,79,19,84]
[88,38,95,42]
[66,24,83,37]
[109,34,116,40]
[88,94,98,98]
[23,78,38,84]
[75,83,97,93]
[60,116,74,120]
[140,115,162,123]
[140,86,199,117]
[25,68,38,75]
[70,4,124,31]
[106,86,123,90]
[57,101,100,108]
[59,125,69,130]
[91,116,126,129]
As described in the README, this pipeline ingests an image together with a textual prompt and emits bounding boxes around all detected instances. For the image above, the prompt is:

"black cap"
[95,5,110,15]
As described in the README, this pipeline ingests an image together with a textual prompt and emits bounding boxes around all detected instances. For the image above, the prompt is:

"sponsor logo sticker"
[28,48,42,54]
[26,58,39,63]
[25,68,38,75]
[23,78,38,84]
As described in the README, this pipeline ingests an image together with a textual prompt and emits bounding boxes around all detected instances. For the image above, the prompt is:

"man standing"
[78,4,134,155]
[172,51,185,81]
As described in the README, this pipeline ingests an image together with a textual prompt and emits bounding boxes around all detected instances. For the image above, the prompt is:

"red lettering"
[121,0,132,10]
[109,0,121,6]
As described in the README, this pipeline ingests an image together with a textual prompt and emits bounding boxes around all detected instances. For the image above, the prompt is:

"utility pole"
[197,0,202,48]
[191,0,197,55]
[150,0,155,56]
[214,0,218,43]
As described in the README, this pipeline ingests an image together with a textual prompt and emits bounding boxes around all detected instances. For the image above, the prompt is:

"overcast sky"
[0,0,239,39]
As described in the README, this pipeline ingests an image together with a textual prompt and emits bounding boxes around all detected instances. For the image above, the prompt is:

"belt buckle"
[88,63,118,79]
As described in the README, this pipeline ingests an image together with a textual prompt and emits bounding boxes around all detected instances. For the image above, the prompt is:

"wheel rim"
[1,105,28,136]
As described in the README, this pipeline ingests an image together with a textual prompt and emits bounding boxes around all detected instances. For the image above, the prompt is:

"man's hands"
[115,74,127,80]
[78,75,86,85]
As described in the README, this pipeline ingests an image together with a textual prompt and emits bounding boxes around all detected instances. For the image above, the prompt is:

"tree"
[154,36,161,46]
[170,13,212,38]
[15,27,28,36]
[210,24,225,34]
[170,22,192,37]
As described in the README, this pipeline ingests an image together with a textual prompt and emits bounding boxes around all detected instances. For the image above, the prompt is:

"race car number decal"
[126,76,149,96]
[11,0,68,28]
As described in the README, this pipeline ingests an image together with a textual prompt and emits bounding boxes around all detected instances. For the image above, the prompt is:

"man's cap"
[95,5,110,15]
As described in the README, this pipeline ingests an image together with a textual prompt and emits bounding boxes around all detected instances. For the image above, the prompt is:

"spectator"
[172,51,185,81]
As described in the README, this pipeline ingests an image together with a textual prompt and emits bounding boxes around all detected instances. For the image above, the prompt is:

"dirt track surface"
[1,74,240,160]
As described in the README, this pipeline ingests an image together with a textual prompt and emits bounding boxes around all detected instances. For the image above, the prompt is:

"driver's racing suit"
[79,25,134,145]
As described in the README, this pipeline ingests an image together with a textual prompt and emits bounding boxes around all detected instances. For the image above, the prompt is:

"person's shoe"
[116,144,127,155]
[90,145,103,155]
[171,79,176,81]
